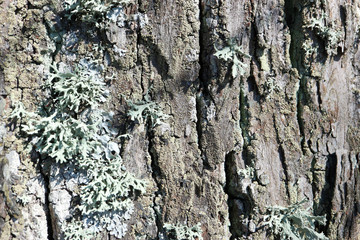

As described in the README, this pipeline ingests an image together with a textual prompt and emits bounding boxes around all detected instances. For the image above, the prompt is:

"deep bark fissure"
[224,151,236,239]
[273,115,291,201]
[225,150,255,239]
[339,5,347,44]
[316,78,323,109]
[278,145,291,201]
[147,128,163,238]
[321,153,337,234]
[197,0,213,170]
[43,15,63,63]
[284,1,309,158]
[284,0,303,61]
[135,1,145,95]
[240,19,256,163]
[239,81,252,166]
[296,76,307,156]
[195,94,207,170]
[41,171,55,240]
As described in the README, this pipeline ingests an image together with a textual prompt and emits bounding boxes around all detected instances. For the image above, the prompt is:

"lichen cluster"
[11,60,146,239]
[127,91,169,128]
[64,0,130,29]
[263,199,328,240]
[163,222,203,240]
[214,39,250,78]
[305,5,342,56]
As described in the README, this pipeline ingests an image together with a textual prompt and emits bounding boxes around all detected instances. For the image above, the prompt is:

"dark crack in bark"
[197,0,213,171]
[135,0,145,95]
[322,153,337,234]
[40,170,54,240]
[224,151,236,238]
[284,0,309,157]
[239,81,252,166]
[147,128,163,238]
[273,115,291,201]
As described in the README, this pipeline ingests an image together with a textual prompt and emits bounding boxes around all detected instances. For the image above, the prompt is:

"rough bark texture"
[0,0,359,239]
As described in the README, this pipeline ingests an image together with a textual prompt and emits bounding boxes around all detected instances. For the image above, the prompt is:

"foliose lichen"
[163,222,203,240]
[127,91,169,128]
[238,166,255,180]
[214,39,250,78]
[63,0,130,30]
[11,59,146,239]
[305,11,342,56]
[263,199,328,240]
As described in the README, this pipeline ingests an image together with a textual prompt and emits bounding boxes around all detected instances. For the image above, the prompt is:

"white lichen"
[214,39,250,78]
[263,199,328,240]
[163,222,203,240]
[11,59,146,240]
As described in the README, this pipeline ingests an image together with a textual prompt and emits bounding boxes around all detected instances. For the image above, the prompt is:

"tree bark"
[0,0,359,239]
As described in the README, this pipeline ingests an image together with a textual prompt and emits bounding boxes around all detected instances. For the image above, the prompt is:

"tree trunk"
[0,0,359,239]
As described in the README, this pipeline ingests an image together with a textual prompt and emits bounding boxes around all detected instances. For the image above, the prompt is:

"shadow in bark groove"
[317,153,337,234]
[141,36,170,81]
[147,128,164,238]
[273,115,291,201]
[41,169,55,240]
[225,151,254,239]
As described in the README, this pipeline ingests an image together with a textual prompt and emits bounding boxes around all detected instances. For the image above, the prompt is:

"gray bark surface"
[0,0,359,239]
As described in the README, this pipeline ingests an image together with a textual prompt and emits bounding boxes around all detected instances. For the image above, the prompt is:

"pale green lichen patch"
[127,91,169,128]
[214,39,250,78]
[258,48,271,72]
[238,166,255,180]
[163,222,203,240]
[305,11,342,56]
[64,0,130,30]
[263,199,328,240]
[10,59,147,239]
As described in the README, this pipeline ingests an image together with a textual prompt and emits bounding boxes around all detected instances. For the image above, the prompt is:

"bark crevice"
[225,151,254,238]
[284,1,309,157]
[322,153,337,233]
[40,169,54,240]
[147,128,163,238]
[273,115,291,201]
[224,151,236,238]
[197,0,214,171]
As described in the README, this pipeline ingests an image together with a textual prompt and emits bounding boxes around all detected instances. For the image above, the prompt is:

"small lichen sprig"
[16,193,31,206]
[263,77,280,99]
[302,39,318,67]
[64,0,130,29]
[214,39,250,78]
[238,166,255,180]
[163,222,203,240]
[127,92,169,128]
[263,199,328,240]
[305,12,342,56]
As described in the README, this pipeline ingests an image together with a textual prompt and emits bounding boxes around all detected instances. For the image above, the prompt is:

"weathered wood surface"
[0,0,359,239]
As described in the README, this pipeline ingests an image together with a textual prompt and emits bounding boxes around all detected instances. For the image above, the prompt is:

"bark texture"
[0,0,359,239]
